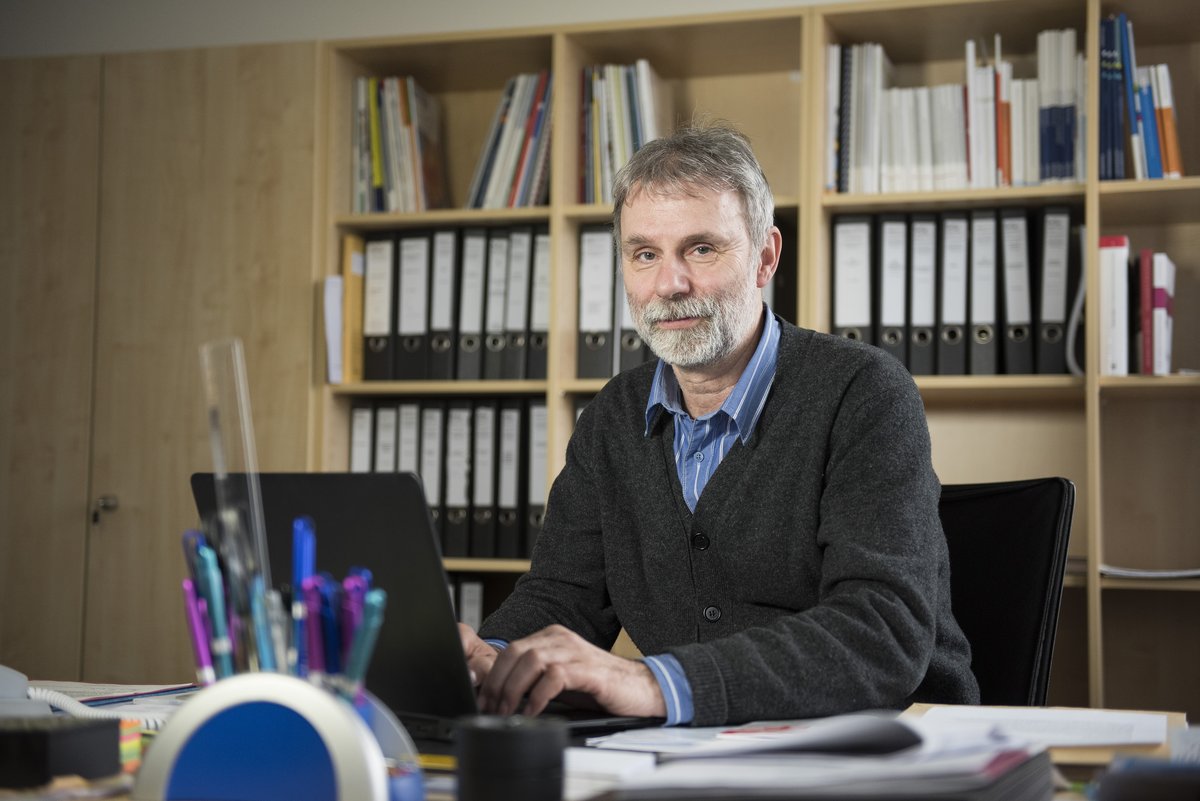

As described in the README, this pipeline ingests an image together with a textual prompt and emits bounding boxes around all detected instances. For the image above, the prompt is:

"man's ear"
[755,226,783,288]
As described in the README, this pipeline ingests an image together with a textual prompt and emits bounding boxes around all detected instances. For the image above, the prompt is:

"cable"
[27,687,166,731]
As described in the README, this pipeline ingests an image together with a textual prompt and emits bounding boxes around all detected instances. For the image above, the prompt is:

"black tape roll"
[455,715,567,801]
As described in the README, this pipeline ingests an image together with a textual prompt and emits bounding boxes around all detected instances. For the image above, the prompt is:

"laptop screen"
[189,472,479,724]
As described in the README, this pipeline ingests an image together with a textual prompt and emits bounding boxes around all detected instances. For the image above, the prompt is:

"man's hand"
[476,624,667,719]
[459,622,499,687]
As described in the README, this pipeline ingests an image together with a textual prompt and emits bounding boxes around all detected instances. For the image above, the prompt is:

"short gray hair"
[611,123,774,251]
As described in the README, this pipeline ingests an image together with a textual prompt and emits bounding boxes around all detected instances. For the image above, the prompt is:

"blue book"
[1117,13,1144,179]
[1139,79,1164,179]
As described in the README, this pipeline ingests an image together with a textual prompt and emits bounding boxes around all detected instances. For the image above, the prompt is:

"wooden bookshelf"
[310,0,1198,716]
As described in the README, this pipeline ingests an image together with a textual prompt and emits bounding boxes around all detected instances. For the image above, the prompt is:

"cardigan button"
[691,533,710,550]
[702,605,721,622]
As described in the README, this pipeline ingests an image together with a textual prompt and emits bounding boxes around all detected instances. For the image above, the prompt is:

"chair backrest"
[939,477,1075,706]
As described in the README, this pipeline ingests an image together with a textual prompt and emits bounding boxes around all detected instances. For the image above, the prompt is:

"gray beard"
[632,292,746,369]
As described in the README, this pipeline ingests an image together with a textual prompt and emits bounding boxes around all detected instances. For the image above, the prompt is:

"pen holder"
[132,673,423,801]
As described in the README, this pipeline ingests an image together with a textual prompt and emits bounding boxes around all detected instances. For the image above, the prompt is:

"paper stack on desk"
[588,712,1052,800]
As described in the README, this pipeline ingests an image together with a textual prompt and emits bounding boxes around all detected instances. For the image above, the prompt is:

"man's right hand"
[459,622,499,687]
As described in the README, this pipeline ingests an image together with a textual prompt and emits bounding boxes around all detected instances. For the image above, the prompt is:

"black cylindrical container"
[455,715,567,801]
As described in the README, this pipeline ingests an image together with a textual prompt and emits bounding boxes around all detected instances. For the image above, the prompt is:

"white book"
[964,39,978,188]
[1024,78,1040,187]
[915,86,933,192]
[1099,236,1130,376]
[1010,79,1025,186]
[1152,252,1176,376]
[824,44,842,192]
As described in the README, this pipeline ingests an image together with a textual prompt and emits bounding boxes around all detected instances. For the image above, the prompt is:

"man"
[460,123,979,726]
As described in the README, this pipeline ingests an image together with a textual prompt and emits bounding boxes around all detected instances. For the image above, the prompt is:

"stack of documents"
[587,712,1052,800]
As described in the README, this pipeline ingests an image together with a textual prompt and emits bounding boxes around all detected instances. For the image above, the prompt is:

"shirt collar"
[644,305,780,443]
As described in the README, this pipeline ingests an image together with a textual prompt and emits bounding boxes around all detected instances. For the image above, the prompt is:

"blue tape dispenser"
[132,673,423,801]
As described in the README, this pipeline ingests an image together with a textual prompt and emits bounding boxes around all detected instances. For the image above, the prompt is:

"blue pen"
[291,516,316,676]
[341,588,386,703]
[249,575,277,672]
[318,573,342,675]
[198,544,235,679]
[181,529,207,585]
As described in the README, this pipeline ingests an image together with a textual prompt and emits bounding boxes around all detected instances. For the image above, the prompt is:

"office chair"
[939,477,1075,706]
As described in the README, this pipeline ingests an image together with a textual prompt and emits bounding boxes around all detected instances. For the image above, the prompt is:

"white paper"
[921,706,1167,747]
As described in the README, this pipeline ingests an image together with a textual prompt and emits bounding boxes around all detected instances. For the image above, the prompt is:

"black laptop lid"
[189,472,479,722]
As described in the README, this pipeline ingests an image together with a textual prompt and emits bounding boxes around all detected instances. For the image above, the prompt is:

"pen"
[341,588,386,703]
[198,544,235,679]
[265,588,289,673]
[181,529,207,586]
[302,575,325,682]
[181,579,216,686]
[318,574,342,675]
[341,574,368,661]
[249,575,277,672]
[291,516,315,676]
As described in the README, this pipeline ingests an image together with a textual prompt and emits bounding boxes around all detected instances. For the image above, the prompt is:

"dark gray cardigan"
[481,319,979,725]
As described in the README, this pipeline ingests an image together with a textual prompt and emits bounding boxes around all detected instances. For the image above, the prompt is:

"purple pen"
[182,578,216,686]
[341,574,367,661]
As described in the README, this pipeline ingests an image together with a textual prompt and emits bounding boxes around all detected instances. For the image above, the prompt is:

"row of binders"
[1099,237,1178,377]
[832,207,1083,376]
[1098,13,1184,181]
[826,30,1084,193]
[351,75,450,214]
[349,398,548,560]
[466,70,554,209]
[580,59,672,205]
[449,575,486,633]
[350,226,551,382]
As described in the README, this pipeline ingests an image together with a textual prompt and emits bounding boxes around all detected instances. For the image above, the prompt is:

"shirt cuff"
[641,654,694,726]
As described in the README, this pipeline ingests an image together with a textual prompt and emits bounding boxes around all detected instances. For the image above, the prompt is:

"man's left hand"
[477,624,667,719]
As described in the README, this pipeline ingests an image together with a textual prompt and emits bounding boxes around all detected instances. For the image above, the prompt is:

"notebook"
[190,472,662,741]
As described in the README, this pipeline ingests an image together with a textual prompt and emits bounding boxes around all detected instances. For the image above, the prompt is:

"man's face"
[618,186,766,370]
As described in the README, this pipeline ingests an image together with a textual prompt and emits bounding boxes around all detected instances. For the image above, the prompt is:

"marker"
[291,516,316,676]
[341,574,368,662]
[341,588,386,703]
[181,529,207,586]
[302,575,325,683]
[182,579,216,686]
[318,574,342,675]
[198,544,234,679]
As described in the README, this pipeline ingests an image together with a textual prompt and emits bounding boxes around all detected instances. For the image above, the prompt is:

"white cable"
[28,686,166,730]
[1065,225,1087,377]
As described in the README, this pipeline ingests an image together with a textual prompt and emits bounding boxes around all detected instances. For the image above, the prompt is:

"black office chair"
[939,477,1075,706]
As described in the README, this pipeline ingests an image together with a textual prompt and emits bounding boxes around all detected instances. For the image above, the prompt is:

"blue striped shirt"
[642,306,780,725]
[644,307,781,512]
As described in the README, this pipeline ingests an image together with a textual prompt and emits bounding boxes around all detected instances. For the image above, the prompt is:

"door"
[0,56,102,680]
[82,43,320,682]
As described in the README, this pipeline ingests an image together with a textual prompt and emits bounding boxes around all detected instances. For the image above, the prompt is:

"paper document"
[324,275,344,383]
[920,706,1167,747]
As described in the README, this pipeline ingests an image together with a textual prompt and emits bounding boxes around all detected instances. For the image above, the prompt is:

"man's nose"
[655,253,691,298]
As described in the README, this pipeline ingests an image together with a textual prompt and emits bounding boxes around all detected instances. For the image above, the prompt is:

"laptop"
[190,472,663,741]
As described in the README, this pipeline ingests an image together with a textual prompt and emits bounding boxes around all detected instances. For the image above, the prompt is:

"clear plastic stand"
[132,674,423,801]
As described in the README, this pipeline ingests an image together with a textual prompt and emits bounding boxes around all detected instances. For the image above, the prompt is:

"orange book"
[1154,64,1183,178]
[341,233,365,384]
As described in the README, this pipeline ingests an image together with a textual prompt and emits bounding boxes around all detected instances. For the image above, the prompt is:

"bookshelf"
[314,0,1198,717]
